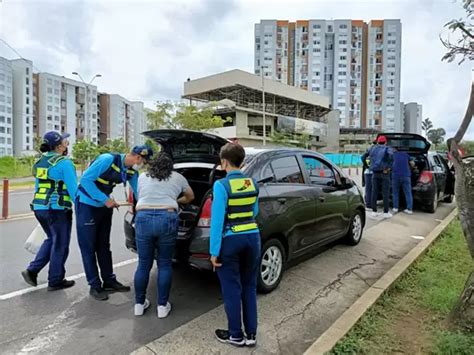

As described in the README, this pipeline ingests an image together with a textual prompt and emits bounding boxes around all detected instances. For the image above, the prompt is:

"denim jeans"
[372,172,390,213]
[76,202,115,289]
[364,171,373,209]
[392,175,413,210]
[134,210,178,306]
[216,232,261,339]
[28,209,72,286]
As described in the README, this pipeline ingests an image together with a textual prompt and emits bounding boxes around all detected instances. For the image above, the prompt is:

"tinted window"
[303,156,335,185]
[270,156,304,184]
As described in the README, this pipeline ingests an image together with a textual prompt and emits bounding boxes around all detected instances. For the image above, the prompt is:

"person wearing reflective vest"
[210,143,260,348]
[21,131,78,291]
[76,145,153,301]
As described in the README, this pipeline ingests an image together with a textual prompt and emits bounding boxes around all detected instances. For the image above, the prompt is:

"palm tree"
[422,117,434,136]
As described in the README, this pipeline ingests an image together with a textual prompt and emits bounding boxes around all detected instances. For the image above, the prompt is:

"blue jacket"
[209,170,259,257]
[368,144,393,172]
[32,153,78,211]
[76,153,138,207]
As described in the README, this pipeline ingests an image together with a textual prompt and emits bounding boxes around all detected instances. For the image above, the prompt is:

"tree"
[441,0,474,331]
[97,138,128,155]
[427,127,446,149]
[72,139,98,172]
[147,101,229,131]
[422,117,434,135]
[270,129,292,147]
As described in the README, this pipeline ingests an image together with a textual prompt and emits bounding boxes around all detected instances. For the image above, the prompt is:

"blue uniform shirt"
[209,170,259,257]
[77,153,138,207]
[368,144,393,172]
[33,153,78,211]
[392,151,412,177]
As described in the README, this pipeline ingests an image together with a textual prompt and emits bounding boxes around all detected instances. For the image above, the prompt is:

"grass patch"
[330,219,474,355]
[0,156,34,179]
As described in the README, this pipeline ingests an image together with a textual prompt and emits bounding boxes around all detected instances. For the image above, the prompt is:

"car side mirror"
[258,176,274,184]
[340,176,354,188]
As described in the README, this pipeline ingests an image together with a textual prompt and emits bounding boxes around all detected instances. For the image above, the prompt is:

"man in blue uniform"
[210,143,260,348]
[392,148,415,214]
[76,145,153,300]
[22,131,78,290]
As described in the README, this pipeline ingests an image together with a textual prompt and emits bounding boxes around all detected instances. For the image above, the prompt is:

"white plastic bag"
[24,224,47,254]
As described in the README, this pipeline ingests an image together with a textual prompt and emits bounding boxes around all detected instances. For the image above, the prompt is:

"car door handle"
[319,196,326,202]
[277,198,287,204]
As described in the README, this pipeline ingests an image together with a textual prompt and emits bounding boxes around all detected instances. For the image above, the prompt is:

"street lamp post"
[261,66,266,146]
[72,72,101,143]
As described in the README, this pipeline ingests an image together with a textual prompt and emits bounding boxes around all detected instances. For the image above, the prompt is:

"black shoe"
[215,329,245,347]
[21,270,38,287]
[245,334,257,347]
[103,279,131,293]
[48,279,75,291]
[90,287,109,301]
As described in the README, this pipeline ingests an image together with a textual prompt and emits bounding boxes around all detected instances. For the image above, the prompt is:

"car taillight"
[197,197,212,227]
[419,171,433,184]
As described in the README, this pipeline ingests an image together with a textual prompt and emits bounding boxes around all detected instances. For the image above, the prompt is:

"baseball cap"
[132,144,153,160]
[377,135,387,144]
[43,131,70,147]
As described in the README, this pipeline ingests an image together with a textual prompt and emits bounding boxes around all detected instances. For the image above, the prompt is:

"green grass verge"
[329,219,474,355]
[0,157,33,179]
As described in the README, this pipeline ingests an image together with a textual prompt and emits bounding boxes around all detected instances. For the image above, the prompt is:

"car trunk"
[143,129,230,239]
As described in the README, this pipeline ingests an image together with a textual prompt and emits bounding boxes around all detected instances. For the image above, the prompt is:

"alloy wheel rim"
[260,246,283,287]
[352,214,362,241]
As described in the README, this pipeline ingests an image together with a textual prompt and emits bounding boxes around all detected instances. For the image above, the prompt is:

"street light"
[71,72,102,143]
[261,66,266,146]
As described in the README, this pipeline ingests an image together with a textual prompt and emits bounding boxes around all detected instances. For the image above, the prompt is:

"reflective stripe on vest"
[222,175,259,233]
[32,154,72,209]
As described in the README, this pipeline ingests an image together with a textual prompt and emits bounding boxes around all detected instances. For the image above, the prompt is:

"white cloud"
[0,0,472,139]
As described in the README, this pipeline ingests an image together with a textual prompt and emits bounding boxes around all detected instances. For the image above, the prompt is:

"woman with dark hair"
[133,152,194,318]
[21,131,77,291]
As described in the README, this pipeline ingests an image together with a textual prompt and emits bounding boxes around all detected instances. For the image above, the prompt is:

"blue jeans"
[216,232,261,339]
[76,202,115,289]
[364,171,373,209]
[372,172,390,213]
[392,175,413,210]
[134,210,178,306]
[28,209,72,286]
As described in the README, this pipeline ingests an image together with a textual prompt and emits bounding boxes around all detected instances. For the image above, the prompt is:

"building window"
[26,136,30,143]
[313,24,321,29]
[26,107,29,114]
[0,95,4,103]
[0,116,4,123]
[338,71,347,76]
[48,96,52,103]
[339,40,347,45]
[26,87,30,95]
[339,24,348,29]
[47,87,53,94]
[26,67,29,75]
[54,89,60,95]
[340,56,346,60]
[327,25,333,32]
[0,105,4,112]
[47,105,52,111]
[47,78,52,85]
[26,77,30,85]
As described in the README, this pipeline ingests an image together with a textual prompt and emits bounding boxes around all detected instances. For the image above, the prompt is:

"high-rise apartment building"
[35,73,98,147]
[98,94,147,147]
[255,19,402,132]
[402,102,422,135]
[0,58,14,157]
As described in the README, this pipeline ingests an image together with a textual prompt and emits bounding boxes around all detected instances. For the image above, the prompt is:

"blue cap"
[43,131,70,147]
[132,144,153,160]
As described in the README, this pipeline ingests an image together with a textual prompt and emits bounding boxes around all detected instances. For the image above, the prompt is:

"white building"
[11,59,34,155]
[36,73,98,146]
[255,19,402,132]
[98,94,147,147]
[403,102,422,134]
[0,57,13,157]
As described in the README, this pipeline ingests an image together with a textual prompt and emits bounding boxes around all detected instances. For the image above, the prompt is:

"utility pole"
[72,72,101,143]
[261,66,266,146]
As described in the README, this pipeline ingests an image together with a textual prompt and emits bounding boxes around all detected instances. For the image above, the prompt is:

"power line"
[0,38,42,72]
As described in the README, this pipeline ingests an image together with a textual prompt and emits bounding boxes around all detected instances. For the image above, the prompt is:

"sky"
[0,0,472,139]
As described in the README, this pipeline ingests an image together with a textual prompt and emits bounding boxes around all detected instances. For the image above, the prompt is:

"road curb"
[303,207,458,355]
[0,212,35,222]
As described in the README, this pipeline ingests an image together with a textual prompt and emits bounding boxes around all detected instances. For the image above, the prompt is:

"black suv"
[125,130,366,293]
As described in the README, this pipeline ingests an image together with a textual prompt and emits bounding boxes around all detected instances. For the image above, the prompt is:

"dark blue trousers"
[28,209,72,287]
[364,171,373,209]
[372,172,390,213]
[216,232,261,339]
[76,202,115,289]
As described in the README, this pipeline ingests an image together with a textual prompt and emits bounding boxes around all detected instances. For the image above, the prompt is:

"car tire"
[257,239,286,294]
[426,191,438,213]
[443,194,453,203]
[344,210,364,246]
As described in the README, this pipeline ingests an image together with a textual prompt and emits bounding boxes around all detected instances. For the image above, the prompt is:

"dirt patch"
[390,308,432,354]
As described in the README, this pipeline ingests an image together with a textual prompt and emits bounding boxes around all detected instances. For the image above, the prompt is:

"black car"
[378,133,455,213]
[125,130,366,293]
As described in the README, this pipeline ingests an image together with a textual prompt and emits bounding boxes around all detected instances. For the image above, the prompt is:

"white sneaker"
[404,209,413,215]
[369,212,380,218]
[392,208,399,213]
[157,302,171,318]
[383,212,393,218]
[134,299,150,316]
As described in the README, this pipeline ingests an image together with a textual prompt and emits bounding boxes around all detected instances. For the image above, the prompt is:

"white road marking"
[411,235,425,240]
[0,258,138,301]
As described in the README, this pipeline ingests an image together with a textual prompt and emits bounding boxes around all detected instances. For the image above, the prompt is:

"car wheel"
[345,210,364,246]
[443,194,453,203]
[426,191,438,213]
[257,239,286,294]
